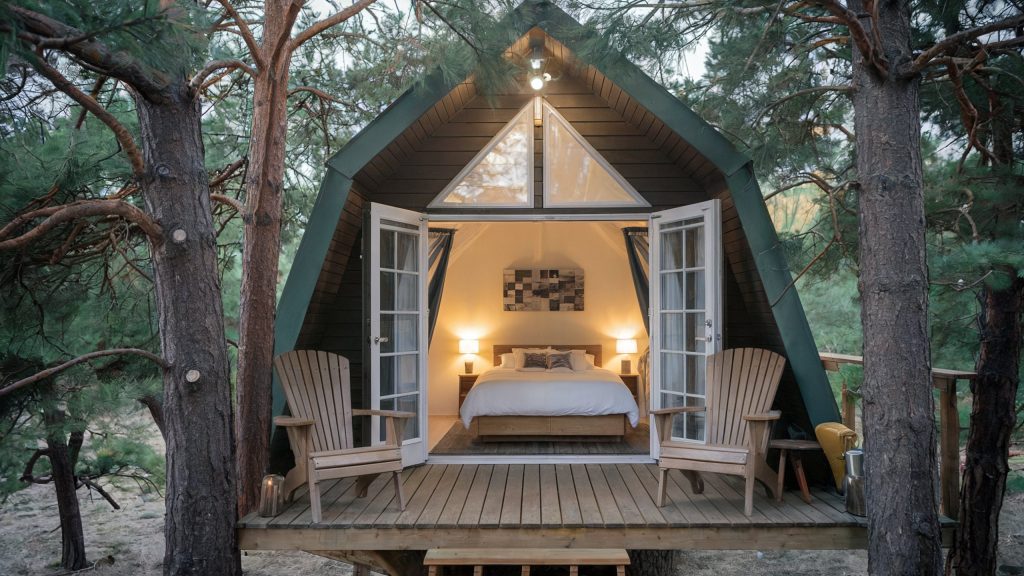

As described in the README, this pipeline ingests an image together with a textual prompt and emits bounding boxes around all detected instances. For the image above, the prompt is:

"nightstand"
[619,374,640,403]
[458,374,479,410]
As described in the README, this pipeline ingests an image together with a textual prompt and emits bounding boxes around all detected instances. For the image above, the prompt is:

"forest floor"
[1,426,1023,575]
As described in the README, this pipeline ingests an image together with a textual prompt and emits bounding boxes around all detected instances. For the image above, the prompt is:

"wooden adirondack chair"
[272,350,413,522]
[652,347,786,516]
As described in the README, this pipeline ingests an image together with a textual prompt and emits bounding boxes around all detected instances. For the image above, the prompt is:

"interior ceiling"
[351,28,722,196]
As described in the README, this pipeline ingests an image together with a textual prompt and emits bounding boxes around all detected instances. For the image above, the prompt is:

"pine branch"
[907,13,1024,76]
[0,349,168,399]
[190,58,257,91]
[211,0,266,70]
[28,54,145,175]
[0,201,163,252]
[292,0,379,49]
[7,5,170,101]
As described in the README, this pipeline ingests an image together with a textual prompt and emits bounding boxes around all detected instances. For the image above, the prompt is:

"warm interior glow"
[459,339,480,354]
[616,339,638,354]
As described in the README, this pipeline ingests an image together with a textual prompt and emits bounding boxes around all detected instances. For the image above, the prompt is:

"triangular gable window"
[429,103,534,208]
[543,102,649,208]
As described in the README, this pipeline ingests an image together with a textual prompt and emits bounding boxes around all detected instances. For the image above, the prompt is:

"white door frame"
[648,199,723,459]
[369,202,429,466]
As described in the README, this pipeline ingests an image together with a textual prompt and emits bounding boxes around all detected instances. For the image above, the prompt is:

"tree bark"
[951,278,1023,575]
[135,83,241,576]
[628,550,676,576]
[235,0,293,517]
[43,408,87,571]
[848,1,943,574]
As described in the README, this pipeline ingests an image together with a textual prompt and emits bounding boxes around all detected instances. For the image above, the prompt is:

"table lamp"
[459,339,479,374]
[616,338,638,374]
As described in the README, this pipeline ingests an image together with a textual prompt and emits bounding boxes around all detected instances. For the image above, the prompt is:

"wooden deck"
[239,464,955,551]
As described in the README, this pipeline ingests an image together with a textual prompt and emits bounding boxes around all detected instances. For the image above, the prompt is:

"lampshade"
[459,339,479,354]
[616,339,638,354]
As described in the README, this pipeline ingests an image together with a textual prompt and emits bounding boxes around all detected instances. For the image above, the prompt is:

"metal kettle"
[843,449,866,517]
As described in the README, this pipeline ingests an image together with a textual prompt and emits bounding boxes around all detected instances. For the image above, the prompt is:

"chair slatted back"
[273,350,354,454]
[705,348,786,448]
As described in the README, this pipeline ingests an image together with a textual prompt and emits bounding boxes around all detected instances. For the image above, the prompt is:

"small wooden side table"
[768,438,822,504]
[458,374,478,410]
[618,374,640,403]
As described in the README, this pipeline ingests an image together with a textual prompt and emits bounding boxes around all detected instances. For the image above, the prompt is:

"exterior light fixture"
[530,45,544,70]
[529,75,545,91]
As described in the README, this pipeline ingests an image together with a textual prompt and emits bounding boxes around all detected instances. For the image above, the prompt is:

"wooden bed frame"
[468,344,628,442]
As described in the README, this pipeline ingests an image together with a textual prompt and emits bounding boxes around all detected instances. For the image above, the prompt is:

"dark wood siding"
[366,74,707,213]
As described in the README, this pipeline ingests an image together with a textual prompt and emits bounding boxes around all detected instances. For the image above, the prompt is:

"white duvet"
[460,368,640,428]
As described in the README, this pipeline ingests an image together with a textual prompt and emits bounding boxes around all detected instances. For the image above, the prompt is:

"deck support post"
[935,375,960,521]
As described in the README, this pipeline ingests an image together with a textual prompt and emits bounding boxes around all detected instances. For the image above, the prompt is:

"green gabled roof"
[275,0,840,426]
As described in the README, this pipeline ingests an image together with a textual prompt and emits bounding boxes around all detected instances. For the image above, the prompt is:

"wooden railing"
[818,352,976,520]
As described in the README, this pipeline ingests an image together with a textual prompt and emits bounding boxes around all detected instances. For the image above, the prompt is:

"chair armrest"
[274,416,315,427]
[650,406,707,416]
[352,409,416,419]
[742,410,782,422]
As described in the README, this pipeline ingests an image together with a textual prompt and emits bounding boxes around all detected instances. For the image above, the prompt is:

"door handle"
[375,336,390,344]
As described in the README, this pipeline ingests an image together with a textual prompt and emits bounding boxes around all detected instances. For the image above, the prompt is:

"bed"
[459,344,640,441]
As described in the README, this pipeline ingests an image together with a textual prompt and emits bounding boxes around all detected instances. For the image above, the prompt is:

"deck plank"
[373,465,431,526]
[570,464,604,526]
[701,472,772,524]
[500,464,525,527]
[275,479,342,526]
[639,465,710,526]
[520,464,542,527]
[555,464,583,526]
[584,464,624,528]
[598,464,647,527]
[658,467,727,524]
[479,464,509,527]
[437,464,478,527]
[396,464,448,528]
[414,464,462,527]
[630,464,691,527]
[458,464,494,526]
[333,473,393,525]
[539,465,562,526]
[611,464,666,525]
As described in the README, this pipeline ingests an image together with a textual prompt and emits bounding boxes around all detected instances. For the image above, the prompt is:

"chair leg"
[656,468,668,507]
[355,474,375,498]
[393,471,407,511]
[683,470,704,494]
[744,470,755,517]
[308,466,322,523]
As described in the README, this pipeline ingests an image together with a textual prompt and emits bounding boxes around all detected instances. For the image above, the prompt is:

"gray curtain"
[427,228,456,344]
[622,227,650,334]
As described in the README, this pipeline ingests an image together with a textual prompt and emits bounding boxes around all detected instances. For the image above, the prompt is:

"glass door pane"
[649,201,721,451]
[370,205,428,466]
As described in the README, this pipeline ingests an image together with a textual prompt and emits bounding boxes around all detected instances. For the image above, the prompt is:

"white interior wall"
[427,221,648,417]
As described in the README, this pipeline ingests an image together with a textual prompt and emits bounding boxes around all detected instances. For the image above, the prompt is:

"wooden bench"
[424,548,630,576]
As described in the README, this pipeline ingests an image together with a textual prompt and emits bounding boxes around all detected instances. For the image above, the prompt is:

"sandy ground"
[1,478,1022,576]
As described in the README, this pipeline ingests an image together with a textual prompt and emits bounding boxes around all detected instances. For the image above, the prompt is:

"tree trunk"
[235,0,292,517]
[627,550,676,576]
[136,84,241,576]
[43,408,87,571]
[950,278,1023,576]
[848,1,943,574]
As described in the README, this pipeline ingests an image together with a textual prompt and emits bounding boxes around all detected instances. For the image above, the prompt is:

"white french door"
[368,202,428,466]
[649,200,722,457]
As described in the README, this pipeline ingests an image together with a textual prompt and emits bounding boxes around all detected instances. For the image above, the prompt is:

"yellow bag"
[815,422,858,491]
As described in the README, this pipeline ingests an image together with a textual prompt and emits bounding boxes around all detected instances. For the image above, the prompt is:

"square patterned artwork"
[503,269,585,311]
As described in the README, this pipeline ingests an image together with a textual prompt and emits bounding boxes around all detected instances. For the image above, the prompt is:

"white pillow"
[499,353,515,368]
[548,366,573,373]
[570,350,595,371]
[512,347,549,369]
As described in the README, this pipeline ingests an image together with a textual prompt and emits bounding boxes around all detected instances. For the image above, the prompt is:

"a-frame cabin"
[240,1,940,566]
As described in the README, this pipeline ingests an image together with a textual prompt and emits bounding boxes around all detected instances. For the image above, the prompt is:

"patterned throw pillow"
[548,352,573,370]
[522,352,549,370]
